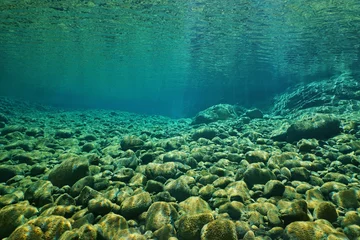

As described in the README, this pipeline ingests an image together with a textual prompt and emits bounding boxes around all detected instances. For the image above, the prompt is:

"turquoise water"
[0,0,359,117]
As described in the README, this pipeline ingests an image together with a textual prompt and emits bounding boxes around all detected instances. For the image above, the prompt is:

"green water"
[0,0,359,116]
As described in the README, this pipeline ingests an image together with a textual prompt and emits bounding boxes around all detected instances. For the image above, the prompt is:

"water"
[0,0,359,117]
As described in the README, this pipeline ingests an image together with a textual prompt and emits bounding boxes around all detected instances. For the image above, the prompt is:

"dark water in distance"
[0,0,359,117]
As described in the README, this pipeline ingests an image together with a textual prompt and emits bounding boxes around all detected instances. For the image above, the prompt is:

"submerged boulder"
[286,114,341,142]
[192,104,237,124]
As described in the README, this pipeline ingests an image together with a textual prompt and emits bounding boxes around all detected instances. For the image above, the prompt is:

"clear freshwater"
[1,0,359,117]
[1,1,360,240]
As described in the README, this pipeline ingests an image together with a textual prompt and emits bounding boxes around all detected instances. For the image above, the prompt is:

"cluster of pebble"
[0,99,359,240]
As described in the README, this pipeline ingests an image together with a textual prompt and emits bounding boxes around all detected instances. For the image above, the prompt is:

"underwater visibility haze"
[2,1,360,240]
[0,0,359,116]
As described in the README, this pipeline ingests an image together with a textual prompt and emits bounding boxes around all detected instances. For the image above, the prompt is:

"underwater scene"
[1,0,360,239]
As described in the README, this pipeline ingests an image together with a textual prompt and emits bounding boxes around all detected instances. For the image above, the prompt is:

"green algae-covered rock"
[96,212,129,239]
[24,180,53,207]
[332,189,359,209]
[120,135,144,151]
[48,156,89,187]
[192,127,218,140]
[280,200,310,226]
[264,180,285,197]
[0,165,24,182]
[55,128,74,138]
[88,196,120,216]
[245,150,269,163]
[218,201,244,220]
[193,104,236,124]
[178,213,214,240]
[286,114,341,142]
[145,162,177,179]
[200,219,238,240]
[243,166,276,188]
[313,201,338,223]
[0,201,38,238]
[179,197,212,215]
[120,192,152,219]
[8,215,72,240]
[145,202,178,231]
[0,125,26,136]
[341,211,360,228]
[154,224,177,240]
[284,220,348,240]
[164,177,192,202]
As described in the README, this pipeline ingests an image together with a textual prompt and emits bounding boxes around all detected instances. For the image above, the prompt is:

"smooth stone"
[120,192,152,219]
[48,156,89,187]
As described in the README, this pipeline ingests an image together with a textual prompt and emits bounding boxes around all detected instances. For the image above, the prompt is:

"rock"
[225,181,251,202]
[286,114,341,142]
[344,224,360,239]
[291,167,310,181]
[88,197,119,216]
[248,210,264,226]
[48,156,89,187]
[199,184,215,200]
[55,193,76,206]
[145,180,164,193]
[297,139,319,152]
[0,113,9,123]
[192,127,218,140]
[178,213,214,240]
[332,189,359,209]
[218,201,244,219]
[193,104,236,124]
[0,165,23,182]
[145,202,178,231]
[8,215,71,240]
[41,205,76,218]
[267,209,283,227]
[145,162,177,179]
[0,201,38,238]
[113,168,135,182]
[55,128,74,138]
[115,153,140,169]
[0,191,23,207]
[153,224,177,240]
[120,192,152,219]
[284,220,348,240]
[313,202,338,223]
[179,197,212,215]
[77,186,102,206]
[82,142,96,152]
[96,212,129,239]
[120,135,144,151]
[164,178,192,202]
[263,180,285,197]
[163,150,194,167]
[245,109,263,119]
[24,180,53,207]
[200,219,238,240]
[30,164,46,176]
[71,176,95,197]
[0,125,26,136]
[245,150,269,163]
[280,200,310,226]
[341,211,360,227]
[320,181,347,196]
[26,127,44,137]
[243,166,276,188]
